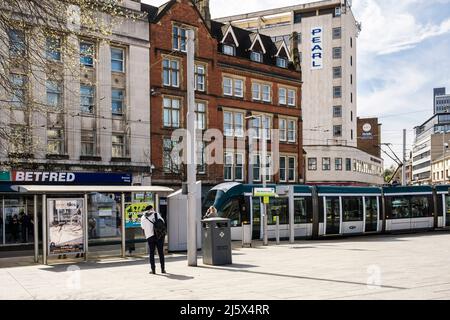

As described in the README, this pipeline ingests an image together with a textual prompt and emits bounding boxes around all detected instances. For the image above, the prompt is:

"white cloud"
[142,0,450,169]
[355,0,450,56]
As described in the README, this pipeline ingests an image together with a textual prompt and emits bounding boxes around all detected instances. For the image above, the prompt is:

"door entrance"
[325,197,340,235]
[446,195,450,227]
[252,197,261,239]
[365,197,378,232]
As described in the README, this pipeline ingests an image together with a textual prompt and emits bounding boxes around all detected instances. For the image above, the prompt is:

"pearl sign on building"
[311,26,323,70]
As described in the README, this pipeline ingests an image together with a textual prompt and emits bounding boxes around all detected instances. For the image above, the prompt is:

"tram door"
[325,197,341,235]
[365,197,379,232]
[446,195,450,227]
[252,197,261,239]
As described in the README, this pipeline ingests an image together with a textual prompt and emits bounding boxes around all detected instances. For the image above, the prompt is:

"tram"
[202,183,450,240]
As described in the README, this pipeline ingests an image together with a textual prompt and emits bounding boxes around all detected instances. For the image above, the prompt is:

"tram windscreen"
[202,189,224,214]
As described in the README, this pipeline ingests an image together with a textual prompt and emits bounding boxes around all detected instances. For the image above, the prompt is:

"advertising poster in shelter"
[47,198,84,255]
[125,202,153,228]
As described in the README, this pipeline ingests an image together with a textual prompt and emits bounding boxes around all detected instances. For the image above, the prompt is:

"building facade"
[0,1,152,249]
[143,0,304,191]
[434,87,450,114]
[412,113,450,184]
[216,0,383,186]
[357,117,381,158]
[0,0,151,185]
[431,154,450,184]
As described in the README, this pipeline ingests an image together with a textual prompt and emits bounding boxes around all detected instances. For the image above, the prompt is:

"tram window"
[446,196,450,226]
[202,190,221,214]
[410,196,431,217]
[389,197,410,219]
[365,197,378,220]
[294,197,313,223]
[268,198,289,225]
[221,198,241,227]
[436,195,443,217]
[342,197,363,221]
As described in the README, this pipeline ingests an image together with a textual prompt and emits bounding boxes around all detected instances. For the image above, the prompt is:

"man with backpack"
[141,205,166,274]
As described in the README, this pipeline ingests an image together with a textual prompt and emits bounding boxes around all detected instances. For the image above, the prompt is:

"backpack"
[147,212,167,240]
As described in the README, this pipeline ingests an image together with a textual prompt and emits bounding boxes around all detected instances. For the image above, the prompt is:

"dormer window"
[276,57,287,68]
[275,40,290,69]
[250,51,263,63]
[223,44,235,56]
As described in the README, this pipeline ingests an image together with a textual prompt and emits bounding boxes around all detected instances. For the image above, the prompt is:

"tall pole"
[42,194,47,265]
[248,119,254,184]
[443,132,447,184]
[262,119,268,246]
[33,195,39,263]
[186,29,197,267]
[402,129,406,186]
[121,193,126,258]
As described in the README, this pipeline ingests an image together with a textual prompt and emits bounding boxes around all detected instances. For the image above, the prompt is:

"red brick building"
[142,0,303,190]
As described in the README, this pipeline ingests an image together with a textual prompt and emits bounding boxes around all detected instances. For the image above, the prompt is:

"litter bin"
[201,218,232,265]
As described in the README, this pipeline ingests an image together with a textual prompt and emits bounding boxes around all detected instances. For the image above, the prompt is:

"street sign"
[253,187,277,197]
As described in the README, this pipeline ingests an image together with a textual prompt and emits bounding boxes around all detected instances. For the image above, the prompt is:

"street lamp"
[245,114,268,246]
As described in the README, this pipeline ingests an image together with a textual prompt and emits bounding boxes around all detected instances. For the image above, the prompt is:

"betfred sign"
[13,171,76,182]
[10,171,132,185]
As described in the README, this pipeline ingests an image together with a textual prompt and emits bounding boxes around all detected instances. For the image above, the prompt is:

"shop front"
[0,171,173,264]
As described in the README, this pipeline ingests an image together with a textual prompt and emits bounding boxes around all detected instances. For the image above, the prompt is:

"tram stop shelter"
[11,185,174,265]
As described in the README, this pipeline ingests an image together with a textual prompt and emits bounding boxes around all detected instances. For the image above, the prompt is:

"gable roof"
[275,40,290,58]
[221,24,239,47]
[249,32,266,54]
[142,1,296,70]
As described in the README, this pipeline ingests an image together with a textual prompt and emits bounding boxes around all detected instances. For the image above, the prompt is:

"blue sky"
[143,0,450,168]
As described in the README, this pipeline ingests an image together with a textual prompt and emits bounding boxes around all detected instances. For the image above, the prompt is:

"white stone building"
[216,0,383,185]
[0,0,151,185]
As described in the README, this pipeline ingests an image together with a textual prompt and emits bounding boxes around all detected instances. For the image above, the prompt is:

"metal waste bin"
[201,218,232,265]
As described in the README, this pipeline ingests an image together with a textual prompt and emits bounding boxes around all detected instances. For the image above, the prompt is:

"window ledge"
[8,153,34,159]
[80,156,102,161]
[46,154,69,160]
[111,157,131,162]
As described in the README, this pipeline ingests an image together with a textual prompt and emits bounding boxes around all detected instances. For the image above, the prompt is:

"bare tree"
[0,0,146,168]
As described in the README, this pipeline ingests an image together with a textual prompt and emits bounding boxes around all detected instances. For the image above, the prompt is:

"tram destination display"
[47,198,85,255]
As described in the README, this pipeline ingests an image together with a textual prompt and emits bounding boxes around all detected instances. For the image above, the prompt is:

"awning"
[11,185,175,194]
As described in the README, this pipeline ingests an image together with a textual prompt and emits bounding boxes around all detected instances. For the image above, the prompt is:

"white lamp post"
[246,114,268,246]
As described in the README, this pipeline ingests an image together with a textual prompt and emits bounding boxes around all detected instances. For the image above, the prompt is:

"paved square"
[1,231,450,300]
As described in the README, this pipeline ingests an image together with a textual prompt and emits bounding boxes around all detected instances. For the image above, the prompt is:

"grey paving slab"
[1,232,450,299]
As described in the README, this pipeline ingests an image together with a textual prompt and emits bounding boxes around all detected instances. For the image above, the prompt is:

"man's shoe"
[161,269,167,274]
[150,270,156,274]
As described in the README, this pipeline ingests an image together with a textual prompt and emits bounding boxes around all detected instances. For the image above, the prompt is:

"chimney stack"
[291,32,301,72]
[195,0,211,29]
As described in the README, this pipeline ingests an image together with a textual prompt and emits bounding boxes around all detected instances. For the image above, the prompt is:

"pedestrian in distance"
[141,205,166,275]
[204,206,218,219]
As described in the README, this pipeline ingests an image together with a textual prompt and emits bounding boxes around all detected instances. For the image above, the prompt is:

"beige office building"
[0,0,151,185]
[217,0,383,185]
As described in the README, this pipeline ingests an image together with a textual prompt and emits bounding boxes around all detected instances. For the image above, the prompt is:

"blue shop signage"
[2,171,132,186]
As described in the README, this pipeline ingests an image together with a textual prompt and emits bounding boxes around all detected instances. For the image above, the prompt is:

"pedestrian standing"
[141,205,166,274]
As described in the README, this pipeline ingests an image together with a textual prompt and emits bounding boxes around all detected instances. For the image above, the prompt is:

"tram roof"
[317,186,381,195]
[435,185,450,193]
[11,185,174,194]
[382,186,433,194]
